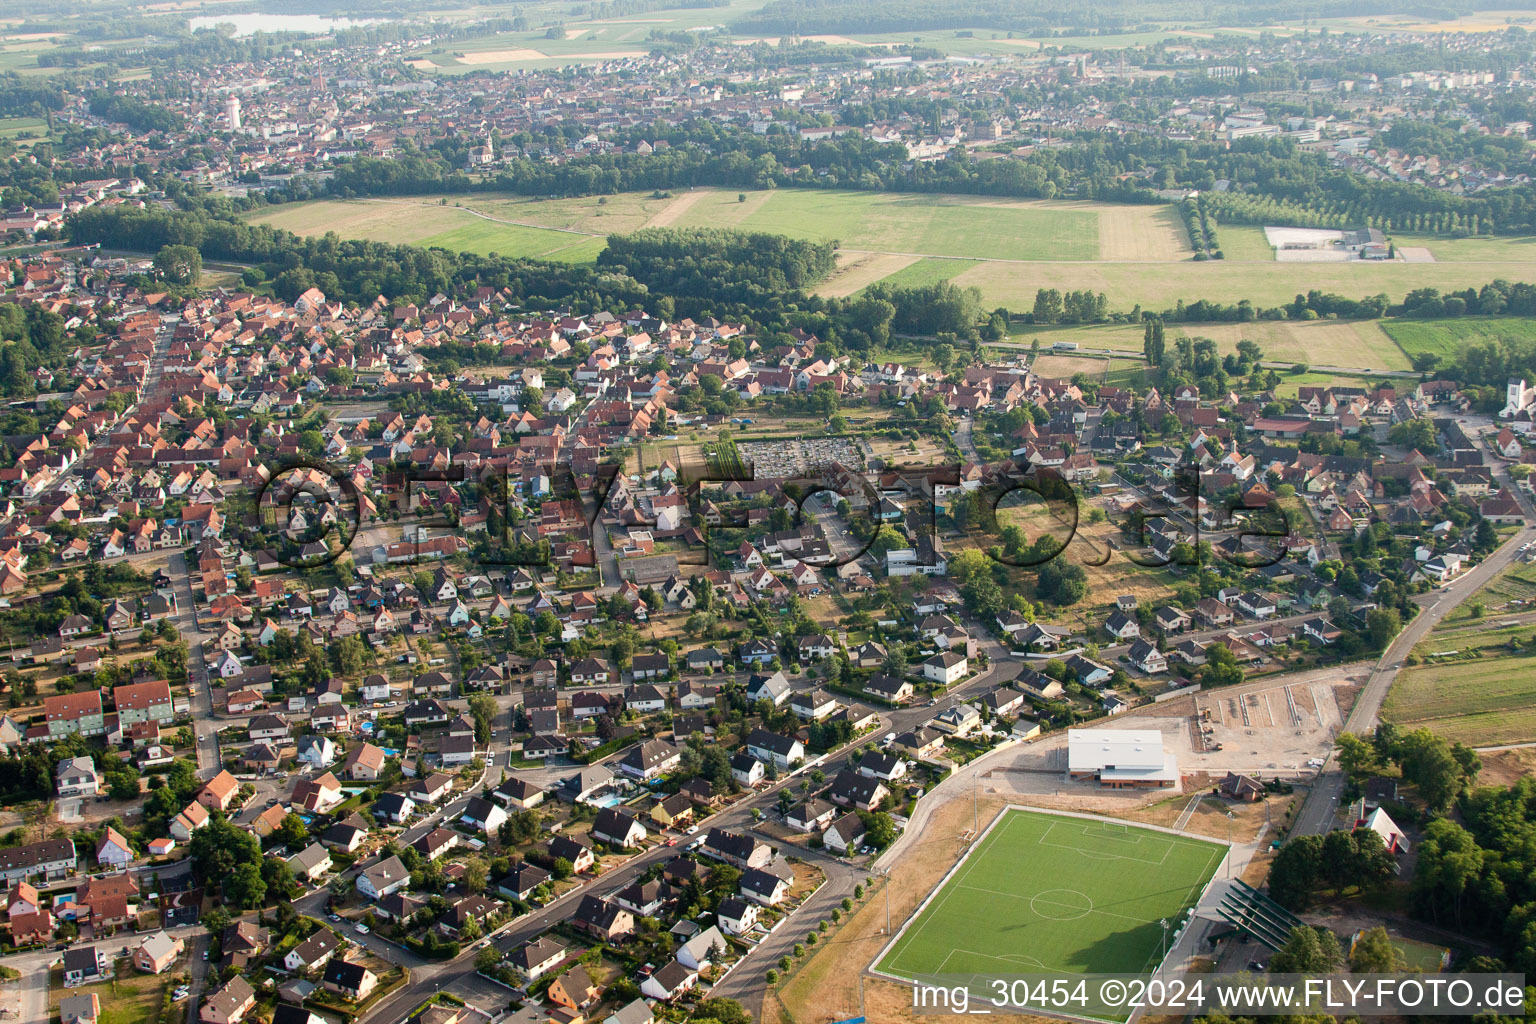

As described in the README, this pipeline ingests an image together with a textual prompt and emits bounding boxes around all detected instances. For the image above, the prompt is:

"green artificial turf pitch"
[877,808,1225,980]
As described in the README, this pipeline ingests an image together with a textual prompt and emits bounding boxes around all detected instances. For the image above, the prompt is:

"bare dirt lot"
[818,251,921,297]
[1186,672,1357,774]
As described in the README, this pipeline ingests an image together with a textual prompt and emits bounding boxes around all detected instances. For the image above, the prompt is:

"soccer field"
[876,808,1225,981]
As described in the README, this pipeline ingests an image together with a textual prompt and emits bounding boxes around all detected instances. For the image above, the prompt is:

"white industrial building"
[1066,728,1179,788]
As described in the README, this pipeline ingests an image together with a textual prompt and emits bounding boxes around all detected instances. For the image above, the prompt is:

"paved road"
[954,417,980,463]
[1291,431,1536,837]
[168,550,220,780]
[353,623,1020,1024]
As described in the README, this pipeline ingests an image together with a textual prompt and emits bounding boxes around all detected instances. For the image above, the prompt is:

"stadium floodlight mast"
[1160,918,1169,963]
[1226,810,1237,878]
[872,866,892,934]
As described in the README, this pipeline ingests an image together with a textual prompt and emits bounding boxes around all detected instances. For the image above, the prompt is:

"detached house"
[591,808,648,849]
[745,728,804,769]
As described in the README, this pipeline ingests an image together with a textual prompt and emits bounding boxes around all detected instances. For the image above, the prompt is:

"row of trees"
[1030,287,1109,325]
[1414,777,1536,973]
[1181,194,1222,260]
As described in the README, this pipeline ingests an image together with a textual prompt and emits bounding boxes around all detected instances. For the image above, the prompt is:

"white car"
[355,924,370,935]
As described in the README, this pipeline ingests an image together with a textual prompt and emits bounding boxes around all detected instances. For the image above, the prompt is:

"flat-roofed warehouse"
[1067,728,1178,788]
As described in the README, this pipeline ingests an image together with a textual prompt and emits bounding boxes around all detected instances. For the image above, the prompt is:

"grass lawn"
[1272,371,1386,399]
[49,965,171,1024]
[418,219,587,258]
[246,199,599,261]
[1382,650,1536,746]
[1167,319,1411,370]
[1391,233,1536,263]
[1002,322,1145,354]
[877,808,1224,987]
[1394,936,1451,971]
[862,256,975,293]
[1102,359,1152,389]
[1214,225,1276,261]
[659,189,1117,261]
[1381,316,1536,363]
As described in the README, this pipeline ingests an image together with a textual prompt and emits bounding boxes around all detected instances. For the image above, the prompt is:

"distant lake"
[188,13,391,37]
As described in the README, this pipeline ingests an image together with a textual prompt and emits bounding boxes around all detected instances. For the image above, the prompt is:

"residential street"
[351,624,1020,1024]
[1290,423,1536,837]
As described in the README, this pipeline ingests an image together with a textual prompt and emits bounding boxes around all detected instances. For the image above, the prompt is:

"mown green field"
[1211,224,1276,261]
[877,808,1223,986]
[247,189,1179,266]
[947,255,1536,313]
[1383,650,1536,746]
[1381,316,1536,362]
[247,199,597,261]
[873,257,973,291]
[670,190,1102,261]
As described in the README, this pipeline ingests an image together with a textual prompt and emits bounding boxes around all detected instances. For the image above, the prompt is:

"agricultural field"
[1381,316,1536,363]
[651,189,1165,262]
[1389,232,1536,262]
[1443,561,1536,623]
[247,191,1536,376]
[1382,646,1536,746]
[249,188,1190,269]
[406,0,769,71]
[245,199,598,261]
[1029,353,1115,378]
[999,318,1410,371]
[945,253,1536,313]
[877,808,1224,991]
[0,115,52,148]
[819,252,923,297]
[1166,320,1411,371]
